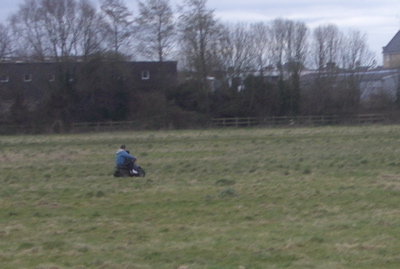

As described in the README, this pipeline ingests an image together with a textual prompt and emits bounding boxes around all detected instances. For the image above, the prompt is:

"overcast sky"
[1,0,399,64]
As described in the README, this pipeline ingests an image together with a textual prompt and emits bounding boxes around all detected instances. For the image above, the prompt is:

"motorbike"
[113,164,146,178]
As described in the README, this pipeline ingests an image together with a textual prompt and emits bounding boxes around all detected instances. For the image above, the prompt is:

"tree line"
[0,0,392,132]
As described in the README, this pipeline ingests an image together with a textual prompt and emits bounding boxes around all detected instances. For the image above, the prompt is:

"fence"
[211,114,390,127]
[0,114,393,134]
[70,115,170,132]
[71,120,146,132]
[71,114,391,131]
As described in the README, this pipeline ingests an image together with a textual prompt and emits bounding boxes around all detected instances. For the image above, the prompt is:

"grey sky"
[1,0,399,64]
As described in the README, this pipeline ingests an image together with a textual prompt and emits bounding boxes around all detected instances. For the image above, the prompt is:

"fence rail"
[71,121,141,132]
[211,114,390,127]
[70,114,392,131]
[0,114,393,134]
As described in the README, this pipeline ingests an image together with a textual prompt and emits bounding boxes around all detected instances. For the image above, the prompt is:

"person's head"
[120,145,126,150]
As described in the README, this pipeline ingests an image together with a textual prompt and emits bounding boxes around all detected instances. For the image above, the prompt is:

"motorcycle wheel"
[137,167,146,177]
[113,169,122,177]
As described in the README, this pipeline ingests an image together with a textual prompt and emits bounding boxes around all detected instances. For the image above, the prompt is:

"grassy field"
[1,125,400,269]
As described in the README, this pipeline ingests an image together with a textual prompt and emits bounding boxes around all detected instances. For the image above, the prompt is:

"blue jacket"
[115,149,136,166]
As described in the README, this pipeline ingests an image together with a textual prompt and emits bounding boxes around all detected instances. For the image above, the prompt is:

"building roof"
[383,30,400,54]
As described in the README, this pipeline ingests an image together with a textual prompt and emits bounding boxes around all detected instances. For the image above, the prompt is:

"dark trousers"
[123,160,137,170]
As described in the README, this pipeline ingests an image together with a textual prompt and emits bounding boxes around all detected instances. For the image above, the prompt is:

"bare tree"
[305,26,376,115]
[76,0,105,59]
[249,22,273,76]
[287,21,308,115]
[8,0,108,128]
[312,24,341,70]
[270,18,309,115]
[339,29,375,70]
[288,22,308,65]
[304,24,342,115]
[0,23,12,59]
[136,0,175,61]
[177,0,224,81]
[270,18,289,74]
[100,0,135,57]
[40,0,80,61]
[337,30,375,113]
[219,22,254,79]
[10,0,93,61]
[270,19,309,72]
[9,0,48,60]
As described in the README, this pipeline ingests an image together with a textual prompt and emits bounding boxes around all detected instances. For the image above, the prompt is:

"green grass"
[1,126,400,268]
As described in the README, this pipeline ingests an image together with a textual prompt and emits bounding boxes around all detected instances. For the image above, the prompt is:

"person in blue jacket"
[115,145,138,174]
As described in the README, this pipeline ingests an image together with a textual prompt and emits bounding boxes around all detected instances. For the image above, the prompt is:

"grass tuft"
[219,187,238,197]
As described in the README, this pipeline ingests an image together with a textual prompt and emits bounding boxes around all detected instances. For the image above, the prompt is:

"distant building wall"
[383,53,400,68]
[0,61,178,102]
[0,60,178,120]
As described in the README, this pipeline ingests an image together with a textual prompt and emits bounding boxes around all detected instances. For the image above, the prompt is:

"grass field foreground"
[1,125,400,268]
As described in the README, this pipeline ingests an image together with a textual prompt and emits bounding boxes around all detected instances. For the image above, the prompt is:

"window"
[49,74,55,82]
[141,70,150,80]
[23,74,32,82]
[0,75,9,83]
[68,72,74,83]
